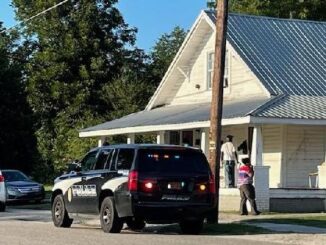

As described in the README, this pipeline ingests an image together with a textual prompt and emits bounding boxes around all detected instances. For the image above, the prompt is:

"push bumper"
[133,202,216,223]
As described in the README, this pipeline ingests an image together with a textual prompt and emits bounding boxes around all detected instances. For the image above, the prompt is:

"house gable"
[146,11,270,110]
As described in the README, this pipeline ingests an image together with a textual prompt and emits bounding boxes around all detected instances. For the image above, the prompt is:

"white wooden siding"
[170,32,214,105]
[170,37,268,105]
[262,125,282,188]
[285,125,325,188]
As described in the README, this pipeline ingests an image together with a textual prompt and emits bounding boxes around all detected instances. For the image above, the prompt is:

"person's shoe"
[240,213,248,216]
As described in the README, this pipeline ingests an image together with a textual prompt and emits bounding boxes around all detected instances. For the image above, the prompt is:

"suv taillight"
[128,170,138,191]
[0,175,4,182]
[209,174,216,194]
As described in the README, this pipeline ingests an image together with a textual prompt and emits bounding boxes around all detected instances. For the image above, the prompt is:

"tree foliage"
[230,0,326,21]
[0,24,38,173]
[148,26,187,86]
[11,0,140,178]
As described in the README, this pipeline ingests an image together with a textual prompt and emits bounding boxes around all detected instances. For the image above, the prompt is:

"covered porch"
[79,100,326,212]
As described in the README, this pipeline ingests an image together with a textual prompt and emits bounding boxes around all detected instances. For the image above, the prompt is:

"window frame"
[206,49,230,91]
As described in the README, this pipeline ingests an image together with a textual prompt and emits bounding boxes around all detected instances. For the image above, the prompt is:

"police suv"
[51,144,217,234]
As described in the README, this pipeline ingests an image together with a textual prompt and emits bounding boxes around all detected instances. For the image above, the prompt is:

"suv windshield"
[137,149,210,174]
[2,170,29,182]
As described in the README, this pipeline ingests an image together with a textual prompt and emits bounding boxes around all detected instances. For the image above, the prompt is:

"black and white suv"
[51,144,217,234]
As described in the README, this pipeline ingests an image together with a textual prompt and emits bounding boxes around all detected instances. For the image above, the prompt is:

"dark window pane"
[94,149,112,170]
[170,131,180,145]
[80,151,97,171]
[116,149,135,170]
[105,150,114,170]
[137,149,209,174]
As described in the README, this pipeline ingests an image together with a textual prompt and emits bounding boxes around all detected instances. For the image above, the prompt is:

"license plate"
[167,182,182,190]
[161,195,190,201]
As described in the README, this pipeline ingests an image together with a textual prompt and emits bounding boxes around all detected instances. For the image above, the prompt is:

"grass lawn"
[203,223,272,235]
[246,215,326,229]
[143,222,271,235]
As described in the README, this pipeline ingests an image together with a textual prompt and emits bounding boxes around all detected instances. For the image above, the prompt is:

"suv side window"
[80,150,98,171]
[94,149,112,170]
[104,149,115,170]
[116,149,135,170]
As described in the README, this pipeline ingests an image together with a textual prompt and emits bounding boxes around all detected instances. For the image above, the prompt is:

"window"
[94,149,112,170]
[207,49,229,89]
[137,149,209,174]
[116,149,135,170]
[80,151,98,171]
[105,149,115,170]
[169,131,180,145]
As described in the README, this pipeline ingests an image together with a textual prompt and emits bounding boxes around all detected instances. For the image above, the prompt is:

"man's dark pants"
[224,160,235,188]
[239,184,259,215]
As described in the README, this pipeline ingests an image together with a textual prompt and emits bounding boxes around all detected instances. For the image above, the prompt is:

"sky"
[0,0,208,51]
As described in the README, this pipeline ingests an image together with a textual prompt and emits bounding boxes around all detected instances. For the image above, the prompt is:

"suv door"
[114,148,135,217]
[65,149,109,213]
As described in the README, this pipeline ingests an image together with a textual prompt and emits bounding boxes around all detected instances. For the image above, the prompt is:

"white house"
[80,11,326,212]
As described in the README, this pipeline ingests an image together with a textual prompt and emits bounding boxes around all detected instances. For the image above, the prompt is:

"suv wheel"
[0,202,5,212]
[100,197,123,233]
[126,217,146,231]
[179,219,204,235]
[52,194,73,228]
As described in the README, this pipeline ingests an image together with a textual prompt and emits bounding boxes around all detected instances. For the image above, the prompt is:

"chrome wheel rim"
[102,207,112,225]
[54,201,62,221]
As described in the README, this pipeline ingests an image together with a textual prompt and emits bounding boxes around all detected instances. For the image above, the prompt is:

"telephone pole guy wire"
[0,0,70,34]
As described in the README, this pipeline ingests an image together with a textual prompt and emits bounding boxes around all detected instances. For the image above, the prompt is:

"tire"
[179,219,204,235]
[0,202,5,212]
[52,194,73,228]
[100,197,123,233]
[126,217,146,231]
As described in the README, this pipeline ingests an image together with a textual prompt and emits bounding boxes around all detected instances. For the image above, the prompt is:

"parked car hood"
[6,181,41,187]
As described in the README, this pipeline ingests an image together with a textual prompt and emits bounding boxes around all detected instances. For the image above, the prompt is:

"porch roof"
[80,98,270,137]
[252,95,326,119]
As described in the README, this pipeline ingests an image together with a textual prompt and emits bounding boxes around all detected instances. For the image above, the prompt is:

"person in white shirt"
[221,135,238,188]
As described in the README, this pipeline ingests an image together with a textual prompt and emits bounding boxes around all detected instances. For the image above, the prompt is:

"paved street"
[1,207,326,245]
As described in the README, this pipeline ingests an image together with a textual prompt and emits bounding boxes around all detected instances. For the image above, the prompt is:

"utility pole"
[208,0,229,223]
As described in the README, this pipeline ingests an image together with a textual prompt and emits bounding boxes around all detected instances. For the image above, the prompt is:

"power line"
[0,0,70,34]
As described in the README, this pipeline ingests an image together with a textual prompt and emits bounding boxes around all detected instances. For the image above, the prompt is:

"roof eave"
[145,11,211,111]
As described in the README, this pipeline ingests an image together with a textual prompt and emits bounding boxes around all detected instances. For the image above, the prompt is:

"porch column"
[201,128,209,156]
[251,125,263,166]
[127,134,135,144]
[251,125,270,212]
[156,131,165,144]
[98,136,106,147]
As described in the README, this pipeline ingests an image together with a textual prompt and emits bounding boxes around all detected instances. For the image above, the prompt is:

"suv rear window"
[137,149,210,174]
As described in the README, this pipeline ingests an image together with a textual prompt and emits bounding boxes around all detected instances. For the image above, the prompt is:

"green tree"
[0,24,38,173]
[12,0,139,177]
[230,0,326,21]
[148,26,187,86]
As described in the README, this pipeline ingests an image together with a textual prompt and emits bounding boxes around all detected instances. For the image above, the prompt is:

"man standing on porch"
[221,135,238,188]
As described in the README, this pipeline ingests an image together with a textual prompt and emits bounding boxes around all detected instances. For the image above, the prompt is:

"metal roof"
[81,98,270,132]
[81,13,326,135]
[206,11,326,96]
[252,95,326,119]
